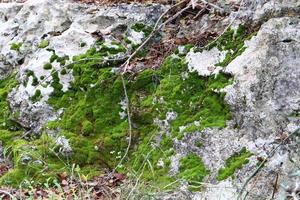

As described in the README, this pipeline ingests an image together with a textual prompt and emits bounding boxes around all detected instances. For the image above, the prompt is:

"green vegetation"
[0,22,256,189]
[60,68,67,75]
[217,147,252,181]
[0,74,18,130]
[43,63,52,70]
[25,70,39,87]
[131,22,153,37]
[31,89,42,102]
[208,25,255,67]
[50,70,63,97]
[178,153,209,190]
[10,42,22,52]
[80,42,87,47]
[43,41,232,189]
[38,40,49,48]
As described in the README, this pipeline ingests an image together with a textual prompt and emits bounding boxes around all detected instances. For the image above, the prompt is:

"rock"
[175,16,300,200]
[55,136,73,157]
[20,154,31,164]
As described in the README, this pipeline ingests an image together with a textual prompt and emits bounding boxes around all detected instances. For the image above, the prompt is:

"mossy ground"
[178,153,209,191]
[43,41,232,190]
[0,44,232,188]
[0,23,255,190]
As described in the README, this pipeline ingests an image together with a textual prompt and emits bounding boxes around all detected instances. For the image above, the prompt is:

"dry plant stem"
[271,173,279,199]
[0,189,15,199]
[200,0,224,11]
[113,74,132,171]
[237,127,300,200]
[125,149,154,200]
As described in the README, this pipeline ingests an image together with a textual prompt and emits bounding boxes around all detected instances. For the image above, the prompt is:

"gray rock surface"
[177,13,300,200]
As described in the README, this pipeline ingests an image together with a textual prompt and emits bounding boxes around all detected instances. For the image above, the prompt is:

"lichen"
[38,40,49,49]
[10,42,22,52]
[216,147,252,181]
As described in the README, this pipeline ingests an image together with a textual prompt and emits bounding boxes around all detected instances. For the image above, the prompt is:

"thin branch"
[113,75,132,171]
[199,0,224,11]
[122,0,189,72]
[0,189,15,199]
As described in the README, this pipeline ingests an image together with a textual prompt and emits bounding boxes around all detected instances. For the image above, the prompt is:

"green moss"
[208,24,255,67]
[56,55,69,66]
[43,63,52,70]
[80,42,87,47]
[50,70,63,97]
[81,120,93,136]
[0,134,61,186]
[100,43,126,55]
[50,53,59,63]
[49,48,231,188]
[25,70,39,87]
[129,55,231,189]
[38,40,49,48]
[31,89,42,102]
[217,147,252,181]
[60,68,67,75]
[178,153,209,190]
[10,42,22,52]
[0,74,18,130]
[1,41,232,188]
[131,22,152,37]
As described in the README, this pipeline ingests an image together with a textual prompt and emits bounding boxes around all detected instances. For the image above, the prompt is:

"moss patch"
[0,74,18,130]
[10,42,22,52]
[217,147,252,181]
[43,42,232,189]
[178,153,209,190]
[38,40,49,49]
[43,63,52,70]
[131,22,152,37]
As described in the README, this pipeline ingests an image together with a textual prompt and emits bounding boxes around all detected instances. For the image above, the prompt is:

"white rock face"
[186,47,226,76]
